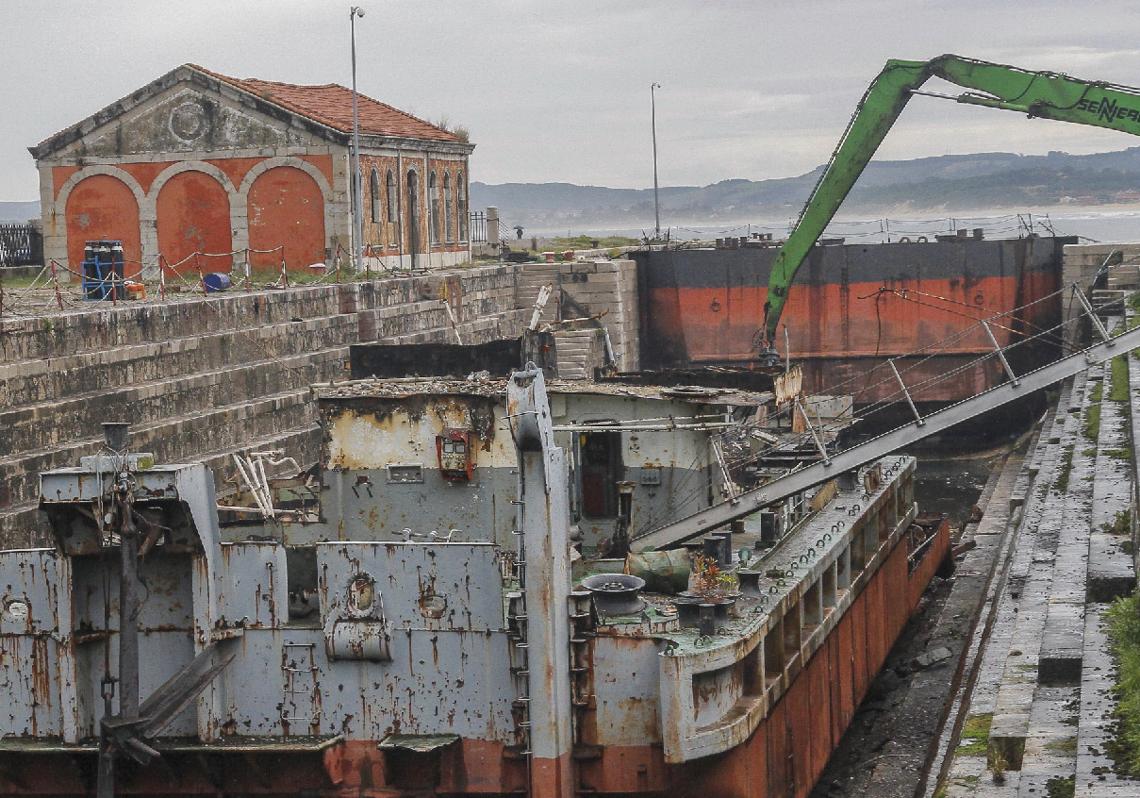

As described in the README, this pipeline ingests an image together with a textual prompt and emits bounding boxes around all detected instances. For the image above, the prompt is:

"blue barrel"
[203,272,232,293]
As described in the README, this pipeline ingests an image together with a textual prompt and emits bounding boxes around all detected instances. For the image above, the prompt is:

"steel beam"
[632,323,1140,551]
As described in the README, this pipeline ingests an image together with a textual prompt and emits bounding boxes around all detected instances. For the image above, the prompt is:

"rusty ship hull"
[634,236,1070,406]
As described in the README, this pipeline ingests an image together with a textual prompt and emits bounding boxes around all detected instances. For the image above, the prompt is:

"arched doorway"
[406,169,420,269]
[156,170,233,273]
[64,174,142,277]
[247,166,326,272]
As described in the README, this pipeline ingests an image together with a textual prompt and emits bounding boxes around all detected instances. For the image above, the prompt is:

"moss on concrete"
[1045,736,1078,755]
[1045,775,1075,798]
[1055,445,1075,492]
[959,713,992,756]
[1104,509,1132,536]
[1085,401,1102,442]
[1107,446,1134,463]
[1111,355,1131,402]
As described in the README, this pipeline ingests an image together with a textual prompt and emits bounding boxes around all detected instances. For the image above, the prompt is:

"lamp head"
[351,5,366,17]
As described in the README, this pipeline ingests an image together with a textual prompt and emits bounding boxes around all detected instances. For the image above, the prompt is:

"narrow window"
[369,168,380,224]
[457,171,467,241]
[444,173,454,243]
[386,170,397,223]
[406,169,419,259]
[429,171,440,245]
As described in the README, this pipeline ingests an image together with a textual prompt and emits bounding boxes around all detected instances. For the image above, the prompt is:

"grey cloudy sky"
[3,0,1140,200]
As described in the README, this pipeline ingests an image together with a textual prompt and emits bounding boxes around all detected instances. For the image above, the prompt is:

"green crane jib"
[761,53,1140,349]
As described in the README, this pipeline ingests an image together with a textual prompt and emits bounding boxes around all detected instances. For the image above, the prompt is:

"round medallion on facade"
[169,101,209,142]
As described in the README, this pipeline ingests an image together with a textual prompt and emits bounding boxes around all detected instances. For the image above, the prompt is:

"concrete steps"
[0,385,315,520]
[0,265,535,547]
[1076,604,1136,797]
[940,337,1140,795]
[986,375,1087,772]
[939,390,1072,798]
[552,328,603,379]
[0,312,359,408]
[0,295,358,548]
[1,346,346,454]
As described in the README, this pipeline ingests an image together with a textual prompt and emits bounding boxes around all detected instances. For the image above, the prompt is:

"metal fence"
[0,223,43,267]
[469,211,487,245]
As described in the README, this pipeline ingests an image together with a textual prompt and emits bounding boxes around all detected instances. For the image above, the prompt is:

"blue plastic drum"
[203,272,232,293]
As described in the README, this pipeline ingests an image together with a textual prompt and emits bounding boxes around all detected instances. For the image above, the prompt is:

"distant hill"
[471,148,1140,230]
[0,202,38,223]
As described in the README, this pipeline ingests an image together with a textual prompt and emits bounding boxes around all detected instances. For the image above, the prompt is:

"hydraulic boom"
[762,54,1140,348]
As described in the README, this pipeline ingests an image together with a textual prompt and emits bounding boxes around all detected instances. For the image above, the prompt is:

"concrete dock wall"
[0,263,555,546]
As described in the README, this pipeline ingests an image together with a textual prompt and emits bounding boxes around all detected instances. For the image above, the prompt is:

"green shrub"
[1106,592,1140,775]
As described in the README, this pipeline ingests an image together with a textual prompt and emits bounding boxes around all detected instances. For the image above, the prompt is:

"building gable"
[30,66,339,162]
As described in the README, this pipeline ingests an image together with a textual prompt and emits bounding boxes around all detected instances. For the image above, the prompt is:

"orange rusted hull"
[0,521,950,798]
[634,238,1068,404]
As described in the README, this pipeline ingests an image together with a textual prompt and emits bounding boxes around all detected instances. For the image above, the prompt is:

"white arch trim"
[148,160,238,199]
[56,164,148,216]
[238,155,333,199]
[239,155,335,268]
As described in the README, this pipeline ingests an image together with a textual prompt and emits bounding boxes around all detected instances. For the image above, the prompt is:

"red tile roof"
[192,65,462,143]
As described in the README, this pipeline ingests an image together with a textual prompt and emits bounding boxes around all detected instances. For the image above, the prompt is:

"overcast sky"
[4,1,1140,200]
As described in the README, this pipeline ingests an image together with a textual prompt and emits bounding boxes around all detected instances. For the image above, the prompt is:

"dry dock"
[930,309,1140,796]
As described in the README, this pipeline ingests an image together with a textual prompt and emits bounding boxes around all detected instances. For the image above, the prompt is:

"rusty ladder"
[567,591,594,750]
[280,641,321,734]
[507,497,534,768]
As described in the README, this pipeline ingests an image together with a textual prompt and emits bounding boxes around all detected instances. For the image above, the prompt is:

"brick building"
[29,64,475,276]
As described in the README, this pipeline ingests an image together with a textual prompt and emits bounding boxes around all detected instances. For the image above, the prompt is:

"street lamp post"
[350,6,366,273]
[650,82,662,241]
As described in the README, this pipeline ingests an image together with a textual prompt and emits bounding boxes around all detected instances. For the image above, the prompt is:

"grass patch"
[959,713,992,756]
[1046,736,1078,755]
[546,235,640,250]
[1106,591,1140,776]
[1107,446,1135,463]
[0,273,47,290]
[1055,444,1075,492]
[1105,509,1133,536]
[1110,355,1131,402]
[1045,775,1075,798]
[1085,402,1102,442]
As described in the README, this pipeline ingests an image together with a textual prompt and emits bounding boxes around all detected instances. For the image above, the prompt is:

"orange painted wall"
[52,165,80,197]
[156,171,233,272]
[247,165,326,271]
[64,175,142,278]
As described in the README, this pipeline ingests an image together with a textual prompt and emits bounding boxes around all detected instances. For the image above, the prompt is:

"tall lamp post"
[650,82,662,241]
[350,6,366,272]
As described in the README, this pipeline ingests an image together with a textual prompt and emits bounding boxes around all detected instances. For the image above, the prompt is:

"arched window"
[385,170,397,223]
[369,168,380,224]
[457,171,467,241]
[429,171,440,245]
[407,169,420,259]
[444,173,453,243]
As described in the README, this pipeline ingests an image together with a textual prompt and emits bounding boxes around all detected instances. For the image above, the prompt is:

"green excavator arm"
[762,53,1140,347]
